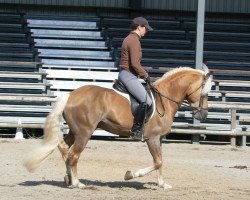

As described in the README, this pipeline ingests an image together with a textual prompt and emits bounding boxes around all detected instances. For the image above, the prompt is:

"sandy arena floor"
[0,138,250,200]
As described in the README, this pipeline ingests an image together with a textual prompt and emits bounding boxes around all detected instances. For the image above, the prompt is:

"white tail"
[23,93,70,172]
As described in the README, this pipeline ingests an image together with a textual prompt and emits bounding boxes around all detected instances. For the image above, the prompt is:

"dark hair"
[130,22,139,30]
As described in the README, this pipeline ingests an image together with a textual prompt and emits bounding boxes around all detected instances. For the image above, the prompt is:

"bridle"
[149,72,211,118]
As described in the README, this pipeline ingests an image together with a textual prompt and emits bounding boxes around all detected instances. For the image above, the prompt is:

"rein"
[149,84,198,117]
[148,73,210,117]
[149,84,179,117]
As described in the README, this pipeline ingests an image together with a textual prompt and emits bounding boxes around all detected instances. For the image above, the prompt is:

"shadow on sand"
[19,179,157,190]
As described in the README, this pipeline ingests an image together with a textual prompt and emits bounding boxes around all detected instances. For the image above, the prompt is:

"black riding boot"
[130,102,148,142]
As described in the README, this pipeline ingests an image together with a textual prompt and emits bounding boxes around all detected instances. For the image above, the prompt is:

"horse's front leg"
[124,166,156,180]
[157,166,172,190]
[124,137,162,180]
[153,138,172,190]
[124,136,172,190]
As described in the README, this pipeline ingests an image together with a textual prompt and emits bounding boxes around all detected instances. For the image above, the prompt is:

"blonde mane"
[154,66,212,95]
[154,67,203,84]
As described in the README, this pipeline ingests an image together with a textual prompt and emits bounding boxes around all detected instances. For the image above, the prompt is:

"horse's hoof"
[64,175,71,186]
[69,182,86,189]
[124,170,134,180]
[77,182,86,189]
[163,183,172,190]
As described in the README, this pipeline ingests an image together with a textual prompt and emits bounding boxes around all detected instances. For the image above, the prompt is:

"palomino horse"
[24,65,212,190]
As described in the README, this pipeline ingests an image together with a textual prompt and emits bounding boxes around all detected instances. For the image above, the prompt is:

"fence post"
[236,127,247,147]
[192,0,205,145]
[230,109,236,146]
[236,136,247,147]
[192,119,200,144]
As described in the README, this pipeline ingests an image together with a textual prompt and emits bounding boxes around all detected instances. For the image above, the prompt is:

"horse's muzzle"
[193,109,208,122]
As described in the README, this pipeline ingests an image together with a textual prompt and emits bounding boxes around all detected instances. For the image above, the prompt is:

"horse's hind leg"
[66,126,93,188]
[58,130,75,186]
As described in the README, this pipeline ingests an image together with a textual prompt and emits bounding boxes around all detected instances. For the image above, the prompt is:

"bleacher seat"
[0,61,42,72]
[111,37,192,50]
[27,17,117,105]
[182,21,250,32]
[34,39,107,50]
[105,28,187,40]
[207,60,250,71]
[102,18,181,30]
[38,49,111,60]
[41,59,115,70]
[0,13,53,133]
[27,19,98,30]
[190,31,250,42]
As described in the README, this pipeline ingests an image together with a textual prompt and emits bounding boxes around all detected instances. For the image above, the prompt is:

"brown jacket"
[119,32,148,79]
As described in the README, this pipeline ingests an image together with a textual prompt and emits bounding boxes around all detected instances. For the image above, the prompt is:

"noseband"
[186,73,210,121]
[149,73,211,118]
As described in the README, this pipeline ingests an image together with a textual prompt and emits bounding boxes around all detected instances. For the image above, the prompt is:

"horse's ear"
[202,63,209,74]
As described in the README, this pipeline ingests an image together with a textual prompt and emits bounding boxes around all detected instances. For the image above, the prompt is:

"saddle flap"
[113,79,155,122]
[113,79,128,93]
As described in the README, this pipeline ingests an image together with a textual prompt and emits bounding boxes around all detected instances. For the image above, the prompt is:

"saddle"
[113,79,154,123]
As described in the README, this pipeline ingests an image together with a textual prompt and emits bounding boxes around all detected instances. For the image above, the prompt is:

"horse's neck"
[153,77,190,121]
[154,78,188,106]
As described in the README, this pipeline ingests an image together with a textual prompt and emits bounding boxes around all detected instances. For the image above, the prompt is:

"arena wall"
[1,0,250,13]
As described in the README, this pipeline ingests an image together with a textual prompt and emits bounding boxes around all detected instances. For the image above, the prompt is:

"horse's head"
[185,64,212,122]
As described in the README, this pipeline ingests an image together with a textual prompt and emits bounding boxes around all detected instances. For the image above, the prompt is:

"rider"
[118,17,153,141]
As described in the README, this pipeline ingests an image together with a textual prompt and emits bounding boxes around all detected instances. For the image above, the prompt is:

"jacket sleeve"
[129,39,148,79]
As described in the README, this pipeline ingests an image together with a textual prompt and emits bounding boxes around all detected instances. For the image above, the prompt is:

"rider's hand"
[144,76,151,85]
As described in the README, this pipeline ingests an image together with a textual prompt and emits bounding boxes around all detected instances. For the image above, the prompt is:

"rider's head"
[130,17,153,37]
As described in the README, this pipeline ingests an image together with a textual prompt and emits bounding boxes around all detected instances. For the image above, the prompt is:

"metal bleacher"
[25,16,118,137]
[27,17,118,98]
[0,14,118,137]
[0,13,54,134]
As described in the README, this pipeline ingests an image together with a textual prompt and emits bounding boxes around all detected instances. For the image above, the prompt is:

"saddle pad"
[112,88,156,121]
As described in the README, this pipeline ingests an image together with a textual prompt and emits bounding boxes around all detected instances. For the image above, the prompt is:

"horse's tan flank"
[24,65,212,190]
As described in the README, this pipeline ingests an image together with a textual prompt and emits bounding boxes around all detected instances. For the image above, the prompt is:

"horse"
[24,64,212,190]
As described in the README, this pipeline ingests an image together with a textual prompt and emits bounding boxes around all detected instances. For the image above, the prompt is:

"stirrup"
[130,130,149,142]
[141,134,149,142]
